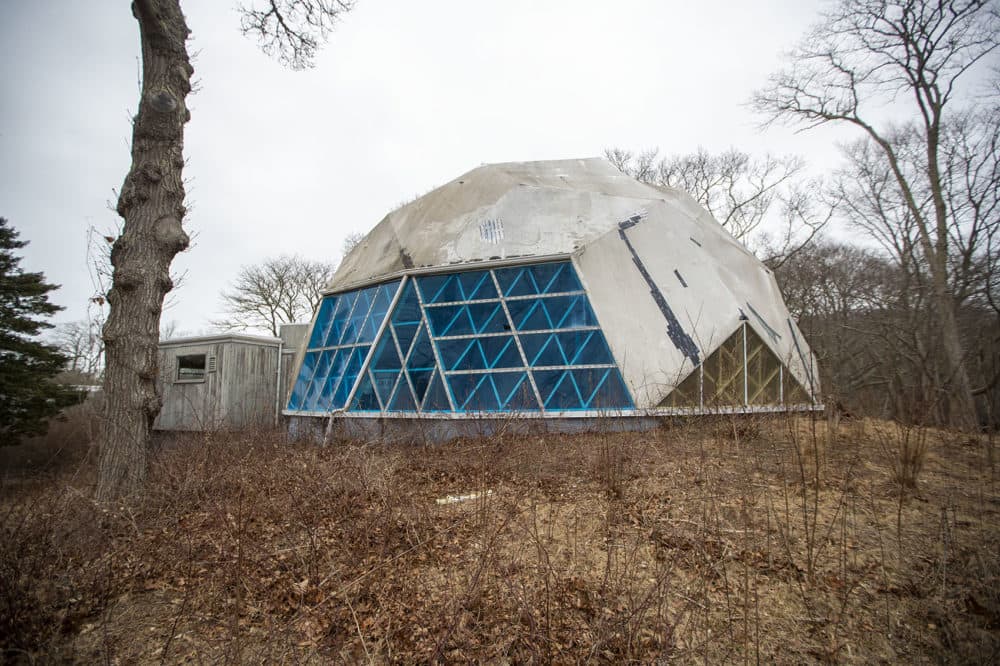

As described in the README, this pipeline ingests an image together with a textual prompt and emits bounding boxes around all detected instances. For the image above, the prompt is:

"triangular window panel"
[371,369,401,408]
[308,297,337,348]
[457,270,497,300]
[391,281,422,327]
[437,338,478,372]
[538,262,583,294]
[418,274,465,304]
[393,323,419,359]
[408,369,434,404]
[406,324,436,371]
[288,351,320,410]
[467,301,507,334]
[462,375,503,412]
[494,266,535,297]
[493,372,538,411]
[349,371,381,411]
[507,298,552,331]
[387,379,418,412]
[426,304,474,337]
[370,333,402,371]
[520,333,564,367]
[422,371,452,411]
[658,324,813,408]
[327,290,359,347]
[359,281,399,343]
[660,364,701,409]
[447,374,490,412]
[583,368,633,410]
[479,335,521,369]
[535,369,585,410]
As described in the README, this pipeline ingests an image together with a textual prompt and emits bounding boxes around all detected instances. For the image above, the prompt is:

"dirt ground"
[2,414,999,663]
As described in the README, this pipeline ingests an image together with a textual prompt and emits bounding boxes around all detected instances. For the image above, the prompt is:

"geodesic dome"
[284,158,819,419]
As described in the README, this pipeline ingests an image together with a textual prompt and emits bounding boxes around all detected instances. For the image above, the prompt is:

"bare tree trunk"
[97,0,192,501]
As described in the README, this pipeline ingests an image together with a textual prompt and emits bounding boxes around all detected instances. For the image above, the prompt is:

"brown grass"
[1,414,999,663]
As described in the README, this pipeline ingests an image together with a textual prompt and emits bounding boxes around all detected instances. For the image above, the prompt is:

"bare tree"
[604,147,829,254]
[341,231,364,259]
[753,0,1000,427]
[53,320,104,379]
[214,255,337,336]
[98,0,357,500]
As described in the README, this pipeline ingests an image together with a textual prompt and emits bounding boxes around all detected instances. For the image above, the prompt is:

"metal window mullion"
[742,321,748,407]
[414,276,457,412]
[492,269,545,412]
[530,363,616,371]
[424,296,502,307]
[503,290,585,301]
[435,326,600,341]
[699,364,704,410]
[342,278,408,412]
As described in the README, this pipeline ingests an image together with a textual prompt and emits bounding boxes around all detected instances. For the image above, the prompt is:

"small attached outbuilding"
[155,324,306,431]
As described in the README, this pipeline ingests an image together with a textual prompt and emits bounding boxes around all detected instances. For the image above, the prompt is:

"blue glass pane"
[536,262,582,294]
[494,266,536,297]
[449,374,499,411]
[467,301,508,334]
[437,336,521,371]
[326,291,359,347]
[426,302,505,337]
[359,281,400,343]
[579,368,633,409]
[417,274,461,304]
[288,351,319,409]
[519,333,565,367]
[408,369,434,403]
[387,380,417,412]
[393,323,419,357]
[303,350,337,410]
[457,270,498,300]
[508,296,598,331]
[422,372,452,411]
[307,297,337,349]
[348,371,381,411]
[506,299,551,331]
[371,369,400,407]
[534,369,585,410]
[426,304,471,337]
[493,372,537,410]
[495,262,581,297]
[391,281,422,326]
[418,270,495,303]
[332,346,369,408]
[557,330,614,365]
[406,324,435,370]
[479,335,522,369]
[339,287,377,346]
[370,333,402,371]
[437,338,477,371]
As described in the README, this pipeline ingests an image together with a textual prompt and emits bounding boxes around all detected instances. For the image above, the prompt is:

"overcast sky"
[1,0,853,335]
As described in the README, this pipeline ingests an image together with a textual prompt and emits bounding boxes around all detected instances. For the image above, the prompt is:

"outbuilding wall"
[156,335,282,431]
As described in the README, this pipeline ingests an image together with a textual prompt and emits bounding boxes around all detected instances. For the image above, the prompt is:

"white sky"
[1,0,854,335]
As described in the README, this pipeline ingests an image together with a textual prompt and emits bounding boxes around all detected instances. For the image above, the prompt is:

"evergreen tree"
[0,218,74,444]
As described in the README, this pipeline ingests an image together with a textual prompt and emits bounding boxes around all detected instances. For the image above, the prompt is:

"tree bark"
[97,0,192,501]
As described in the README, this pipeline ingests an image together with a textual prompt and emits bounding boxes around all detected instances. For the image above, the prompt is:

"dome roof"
[310,157,819,411]
[329,157,726,292]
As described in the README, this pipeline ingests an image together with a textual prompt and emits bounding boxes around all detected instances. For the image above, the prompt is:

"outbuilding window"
[176,354,207,382]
